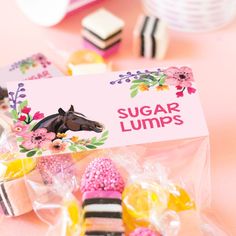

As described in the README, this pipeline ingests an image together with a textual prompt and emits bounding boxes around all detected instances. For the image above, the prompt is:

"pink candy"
[130,227,161,236]
[36,153,75,185]
[81,158,125,193]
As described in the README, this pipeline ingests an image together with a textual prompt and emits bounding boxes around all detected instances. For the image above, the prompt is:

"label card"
[7,67,208,157]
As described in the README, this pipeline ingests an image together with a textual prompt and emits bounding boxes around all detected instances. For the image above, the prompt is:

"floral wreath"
[110,67,196,98]
[9,83,109,157]
[9,53,51,74]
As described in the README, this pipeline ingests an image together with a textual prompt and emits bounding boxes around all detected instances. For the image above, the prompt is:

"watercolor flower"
[12,122,29,136]
[49,139,67,153]
[176,91,184,97]
[18,115,26,121]
[156,85,169,91]
[70,136,79,143]
[21,128,55,150]
[33,53,47,62]
[164,66,194,87]
[57,133,67,138]
[21,106,31,114]
[33,111,44,120]
[138,83,149,91]
[187,87,196,94]
[78,139,91,146]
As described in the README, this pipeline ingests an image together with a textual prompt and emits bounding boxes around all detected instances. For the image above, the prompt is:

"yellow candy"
[67,50,105,75]
[122,182,168,232]
[167,185,196,212]
[0,157,36,181]
[65,199,81,236]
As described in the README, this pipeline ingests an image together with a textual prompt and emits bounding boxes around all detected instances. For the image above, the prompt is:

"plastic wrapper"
[21,137,231,235]
[0,128,36,217]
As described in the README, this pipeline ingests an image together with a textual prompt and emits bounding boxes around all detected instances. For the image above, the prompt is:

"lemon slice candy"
[122,182,168,231]
[0,157,36,181]
[167,185,196,212]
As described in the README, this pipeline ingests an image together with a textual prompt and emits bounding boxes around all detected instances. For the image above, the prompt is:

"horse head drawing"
[32,105,104,134]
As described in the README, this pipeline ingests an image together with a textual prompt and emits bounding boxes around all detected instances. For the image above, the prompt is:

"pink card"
[7,67,208,157]
[0,53,63,112]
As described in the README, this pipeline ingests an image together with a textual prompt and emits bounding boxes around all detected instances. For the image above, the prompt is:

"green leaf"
[143,81,151,86]
[151,81,159,87]
[130,84,139,90]
[76,146,87,151]
[132,79,145,84]
[86,145,97,149]
[140,75,148,79]
[93,142,104,146]
[19,100,28,112]
[131,89,138,98]
[37,150,43,156]
[20,148,29,153]
[69,146,77,152]
[26,150,37,157]
[90,137,97,143]
[159,75,166,85]
[11,110,18,120]
[19,145,29,153]
[98,139,107,144]
[101,130,109,138]
[17,137,24,142]
[147,75,157,81]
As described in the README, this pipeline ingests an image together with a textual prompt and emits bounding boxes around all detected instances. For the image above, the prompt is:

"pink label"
[7,67,208,158]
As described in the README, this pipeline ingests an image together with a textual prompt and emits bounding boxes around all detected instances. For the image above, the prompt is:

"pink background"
[0,0,236,235]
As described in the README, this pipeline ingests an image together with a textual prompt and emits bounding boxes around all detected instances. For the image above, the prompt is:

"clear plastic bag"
[23,136,230,235]
[0,129,35,217]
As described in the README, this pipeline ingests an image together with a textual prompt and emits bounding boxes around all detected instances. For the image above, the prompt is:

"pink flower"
[12,122,29,136]
[187,87,196,94]
[21,128,55,150]
[19,115,26,121]
[21,106,31,114]
[33,111,44,120]
[49,139,67,153]
[176,91,184,97]
[164,66,194,87]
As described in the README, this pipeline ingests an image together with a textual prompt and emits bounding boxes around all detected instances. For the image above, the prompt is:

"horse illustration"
[32,105,104,135]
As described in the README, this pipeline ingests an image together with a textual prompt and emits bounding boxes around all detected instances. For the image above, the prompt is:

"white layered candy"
[81,8,124,52]
[84,203,122,212]
[133,15,169,59]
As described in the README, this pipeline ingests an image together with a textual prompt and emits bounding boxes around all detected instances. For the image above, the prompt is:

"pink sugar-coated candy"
[81,158,125,193]
[130,227,161,236]
[36,153,75,185]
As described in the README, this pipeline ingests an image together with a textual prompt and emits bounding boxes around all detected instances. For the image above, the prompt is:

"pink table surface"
[0,0,236,235]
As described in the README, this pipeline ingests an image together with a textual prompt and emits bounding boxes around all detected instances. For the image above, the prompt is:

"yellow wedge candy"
[65,199,81,236]
[167,185,196,212]
[122,182,168,232]
[0,157,36,181]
